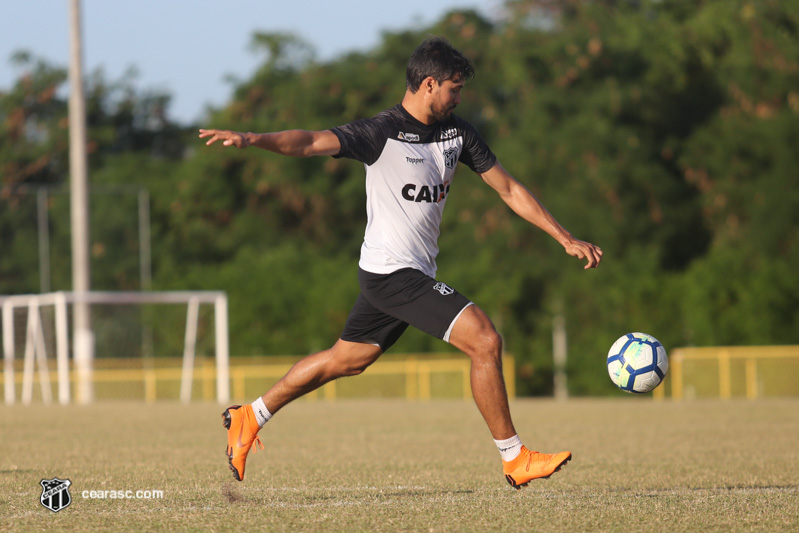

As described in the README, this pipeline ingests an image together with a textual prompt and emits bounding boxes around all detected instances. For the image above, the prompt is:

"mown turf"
[1,398,797,532]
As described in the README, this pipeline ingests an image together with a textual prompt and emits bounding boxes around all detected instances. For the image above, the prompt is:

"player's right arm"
[198,129,341,157]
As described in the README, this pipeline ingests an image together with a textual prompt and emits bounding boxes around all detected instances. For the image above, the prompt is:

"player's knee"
[328,343,381,377]
[339,359,372,377]
[471,328,503,364]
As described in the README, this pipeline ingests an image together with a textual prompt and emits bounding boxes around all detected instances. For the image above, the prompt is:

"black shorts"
[340,268,473,352]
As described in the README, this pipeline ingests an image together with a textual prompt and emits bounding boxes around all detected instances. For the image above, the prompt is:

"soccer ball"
[606,332,668,393]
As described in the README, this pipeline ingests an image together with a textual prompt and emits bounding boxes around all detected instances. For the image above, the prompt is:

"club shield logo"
[443,147,459,169]
[433,282,455,296]
[40,478,72,513]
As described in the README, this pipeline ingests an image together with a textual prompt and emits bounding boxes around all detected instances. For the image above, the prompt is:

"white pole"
[37,187,52,293]
[552,305,568,400]
[2,301,16,405]
[138,189,152,291]
[215,295,230,404]
[138,189,154,366]
[68,0,94,404]
[180,298,200,404]
[22,302,38,405]
[33,305,54,404]
[55,292,71,405]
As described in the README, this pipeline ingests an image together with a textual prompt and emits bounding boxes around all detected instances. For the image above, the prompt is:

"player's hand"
[565,239,603,269]
[198,129,250,148]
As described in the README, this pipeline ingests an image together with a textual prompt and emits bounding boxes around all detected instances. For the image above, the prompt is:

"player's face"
[430,76,464,122]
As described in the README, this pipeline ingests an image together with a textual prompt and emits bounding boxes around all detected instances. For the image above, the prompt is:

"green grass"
[1,398,797,532]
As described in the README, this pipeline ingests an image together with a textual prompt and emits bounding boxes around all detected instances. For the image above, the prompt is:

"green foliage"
[0,57,193,294]
[2,0,797,395]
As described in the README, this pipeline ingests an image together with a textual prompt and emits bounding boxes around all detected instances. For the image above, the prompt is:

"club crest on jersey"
[40,478,72,513]
[433,282,455,296]
[398,132,420,142]
[443,147,459,169]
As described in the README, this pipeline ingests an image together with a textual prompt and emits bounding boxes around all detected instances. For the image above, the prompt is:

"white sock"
[494,435,523,462]
[251,397,272,428]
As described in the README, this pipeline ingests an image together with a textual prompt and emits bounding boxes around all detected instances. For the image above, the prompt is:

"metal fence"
[655,345,799,400]
[0,354,516,404]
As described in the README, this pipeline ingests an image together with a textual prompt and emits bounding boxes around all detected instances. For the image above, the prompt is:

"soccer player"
[199,37,602,489]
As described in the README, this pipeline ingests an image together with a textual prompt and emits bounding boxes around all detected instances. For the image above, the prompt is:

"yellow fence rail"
[2,355,515,404]
[668,345,799,400]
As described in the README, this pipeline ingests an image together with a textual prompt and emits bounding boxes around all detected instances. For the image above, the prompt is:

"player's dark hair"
[405,37,475,93]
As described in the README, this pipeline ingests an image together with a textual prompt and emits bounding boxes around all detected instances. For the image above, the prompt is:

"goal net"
[1,291,229,405]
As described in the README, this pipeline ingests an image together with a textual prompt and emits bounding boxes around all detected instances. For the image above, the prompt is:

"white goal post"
[1,291,229,405]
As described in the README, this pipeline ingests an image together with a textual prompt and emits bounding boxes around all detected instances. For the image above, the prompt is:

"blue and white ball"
[607,332,668,393]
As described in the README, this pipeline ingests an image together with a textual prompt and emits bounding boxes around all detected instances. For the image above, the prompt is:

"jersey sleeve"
[457,119,497,174]
[330,115,391,166]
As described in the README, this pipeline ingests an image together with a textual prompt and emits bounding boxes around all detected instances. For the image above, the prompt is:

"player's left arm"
[479,161,603,269]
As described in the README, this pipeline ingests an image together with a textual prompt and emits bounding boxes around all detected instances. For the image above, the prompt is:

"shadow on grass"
[219,483,478,507]
[602,484,799,495]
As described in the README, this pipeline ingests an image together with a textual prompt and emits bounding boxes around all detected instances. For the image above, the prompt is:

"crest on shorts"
[443,147,459,169]
[433,282,455,296]
[40,478,72,513]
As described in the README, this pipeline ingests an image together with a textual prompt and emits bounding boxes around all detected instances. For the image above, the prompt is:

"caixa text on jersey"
[401,182,451,203]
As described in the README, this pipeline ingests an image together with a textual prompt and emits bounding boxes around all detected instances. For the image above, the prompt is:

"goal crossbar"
[1,291,229,405]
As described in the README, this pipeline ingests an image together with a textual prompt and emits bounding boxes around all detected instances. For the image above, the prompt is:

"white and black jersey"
[331,104,497,277]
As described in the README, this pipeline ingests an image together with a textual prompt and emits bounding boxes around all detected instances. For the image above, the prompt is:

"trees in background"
[2,0,797,394]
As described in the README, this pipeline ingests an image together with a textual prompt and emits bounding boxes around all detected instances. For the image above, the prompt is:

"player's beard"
[430,100,455,123]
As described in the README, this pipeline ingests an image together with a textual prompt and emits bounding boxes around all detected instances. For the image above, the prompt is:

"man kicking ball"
[200,37,602,489]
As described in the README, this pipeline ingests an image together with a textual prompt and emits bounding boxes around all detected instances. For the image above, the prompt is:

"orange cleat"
[222,404,264,481]
[502,446,572,490]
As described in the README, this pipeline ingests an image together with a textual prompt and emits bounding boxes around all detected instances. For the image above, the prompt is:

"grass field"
[1,398,797,532]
